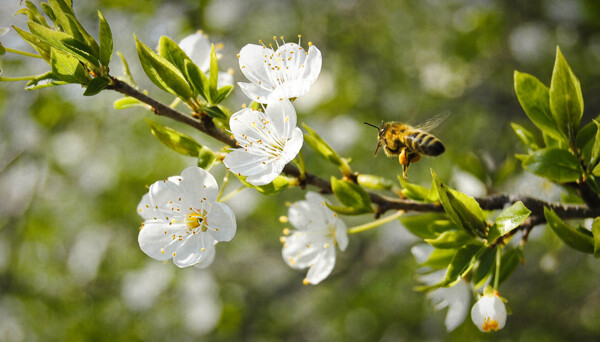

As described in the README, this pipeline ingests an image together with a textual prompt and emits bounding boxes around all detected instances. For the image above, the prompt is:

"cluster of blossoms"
[136,33,506,332]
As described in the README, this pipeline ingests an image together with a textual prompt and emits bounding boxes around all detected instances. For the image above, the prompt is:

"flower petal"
[229,107,267,143]
[288,195,328,230]
[335,219,349,251]
[138,221,188,261]
[282,231,325,269]
[471,295,507,332]
[149,178,185,216]
[224,149,271,177]
[305,247,336,285]
[272,79,315,101]
[301,45,322,83]
[206,202,237,242]
[280,127,303,163]
[179,166,219,207]
[172,231,216,268]
[179,33,211,72]
[264,98,297,138]
[193,241,216,269]
[238,44,276,89]
[137,193,154,220]
[245,162,282,185]
[218,71,234,88]
[238,82,273,103]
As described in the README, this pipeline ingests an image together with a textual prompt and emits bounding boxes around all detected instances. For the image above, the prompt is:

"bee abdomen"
[405,131,445,156]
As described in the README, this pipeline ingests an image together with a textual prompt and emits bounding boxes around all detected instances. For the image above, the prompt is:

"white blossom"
[418,270,471,331]
[237,36,322,103]
[137,166,236,268]
[223,97,303,186]
[281,192,348,285]
[179,32,233,87]
[471,292,507,332]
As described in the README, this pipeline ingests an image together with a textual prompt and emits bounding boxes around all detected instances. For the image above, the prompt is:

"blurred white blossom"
[137,167,236,268]
[179,32,234,87]
[418,270,471,332]
[281,192,348,285]
[471,291,507,332]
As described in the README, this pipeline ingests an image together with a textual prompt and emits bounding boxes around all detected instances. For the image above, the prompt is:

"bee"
[364,117,445,179]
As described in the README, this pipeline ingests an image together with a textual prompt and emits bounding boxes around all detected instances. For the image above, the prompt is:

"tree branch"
[106,76,600,225]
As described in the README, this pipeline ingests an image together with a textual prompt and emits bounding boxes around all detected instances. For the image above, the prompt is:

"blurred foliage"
[2,0,600,341]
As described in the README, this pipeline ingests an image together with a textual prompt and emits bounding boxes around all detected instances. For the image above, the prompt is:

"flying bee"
[364,117,445,179]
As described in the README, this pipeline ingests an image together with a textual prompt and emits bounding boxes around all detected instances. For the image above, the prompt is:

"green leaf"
[589,120,600,169]
[472,248,495,289]
[421,248,458,270]
[24,71,67,90]
[117,51,136,87]
[400,213,449,239]
[158,36,193,79]
[443,243,485,287]
[238,175,295,195]
[48,0,82,40]
[83,76,110,96]
[18,2,49,27]
[325,203,372,215]
[490,247,524,286]
[12,25,51,61]
[50,48,88,84]
[203,106,228,120]
[135,36,193,101]
[208,44,218,103]
[97,11,113,67]
[593,218,600,258]
[513,70,562,139]
[64,12,100,57]
[544,207,594,254]
[330,176,372,213]
[113,97,144,109]
[198,148,216,170]
[27,21,99,67]
[511,122,540,151]
[431,170,487,238]
[185,59,208,101]
[522,148,582,183]
[357,174,394,191]
[487,201,531,242]
[549,46,584,142]
[146,119,207,157]
[213,85,234,104]
[425,229,473,249]
[303,123,345,167]
[398,176,437,202]
[40,3,57,24]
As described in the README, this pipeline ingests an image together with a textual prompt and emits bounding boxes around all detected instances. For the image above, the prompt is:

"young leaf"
[198,148,216,170]
[25,71,67,90]
[117,51,136,87]
[487,201,531,243]
[303,123,345,168]
[431,170,487,238]
[18,1,49,27]
[544,207,594,254]
[208,44,218,103]
[400,213,448,239]
[97,11,113,67]
[213,85,234,104]
[238,175,295,195]
[421,248,458,270]
[472,248,495,289]
[146,119,206,157]
[424,229,473,249]
[549,47,584,142]
[50,48,88,84]
[513,70,562,139]
[330,176,372,213]
[511,122,540,151]
[443,243,485,287]
[158,36,193,78]
[357,174,394,191]
[593,218,600,258]
[135,36,193,101]
[522,148,582,183]
[12,25,51,61]
[114,97,144,110]
[48,0,82,40]
[40,3,57,24]
[203,106,228,120]
[398,176,435,202]
[325,203,372,215]
[27,21,99,67]
[83,76,110,96]
[589,120,600,170]
[185,59,208,101]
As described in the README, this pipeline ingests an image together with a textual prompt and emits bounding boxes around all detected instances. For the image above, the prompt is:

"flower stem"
[4,47,43,59]
[217,172,230,202]
[0,75,37,82]
[220,185,246,203]
[493,245,502,291]
[348,210,404,234]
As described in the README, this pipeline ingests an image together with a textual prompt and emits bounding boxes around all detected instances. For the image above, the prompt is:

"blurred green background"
[2,0,600,340]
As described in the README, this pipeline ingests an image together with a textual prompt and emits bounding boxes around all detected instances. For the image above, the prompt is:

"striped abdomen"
[403,130,445,156]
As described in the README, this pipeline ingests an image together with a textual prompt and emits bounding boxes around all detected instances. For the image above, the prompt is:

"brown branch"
[106,76,600,224]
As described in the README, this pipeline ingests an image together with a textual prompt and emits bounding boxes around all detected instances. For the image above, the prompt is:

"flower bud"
[471,291,507,332]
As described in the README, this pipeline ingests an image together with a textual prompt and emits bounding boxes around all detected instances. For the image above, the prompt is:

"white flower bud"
[471,292,507,332]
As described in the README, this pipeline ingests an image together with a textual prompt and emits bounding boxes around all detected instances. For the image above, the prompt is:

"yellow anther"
[283,228,291,235]
[302,278,310,285]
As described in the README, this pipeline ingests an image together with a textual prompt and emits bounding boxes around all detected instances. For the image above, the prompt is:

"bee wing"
[414,111,450,132]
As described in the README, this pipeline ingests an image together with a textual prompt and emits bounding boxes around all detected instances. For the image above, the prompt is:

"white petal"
[301,45,322,83]
[238,44,276,89]
[206,202,237,242]
[245,162,282,186]
[272,79,314,100]
[335,219,349,251]
[282,231,325,269]
[238,82,273,103]
[138,221,188,261]
[280,128,303,163]
[444,281,470,331]
[148,178,185,217]
[180,166,219,207]
[172,231,215,268]
[179,33,211,72]
[193,241,216,269]
[289,198,328,230]
[224,149,271,177]
[471,295,507,332]
[264,98,297,138]
[217,71,234,88]
[137,193,154,220]
[229,107,267,142]
[305,247,336,285]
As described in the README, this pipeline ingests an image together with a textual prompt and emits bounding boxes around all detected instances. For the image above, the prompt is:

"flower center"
[481,317,499,332]
[187,209,208,232]
[260,36,307,90]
